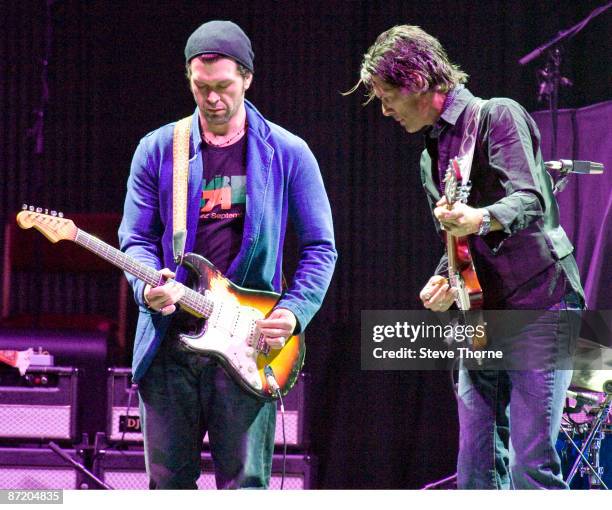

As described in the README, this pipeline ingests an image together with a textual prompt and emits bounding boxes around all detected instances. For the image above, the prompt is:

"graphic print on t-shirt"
[200,174,246,219]
[194,136,247,275]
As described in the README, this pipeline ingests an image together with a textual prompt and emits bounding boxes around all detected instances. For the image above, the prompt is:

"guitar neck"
[74,229,213,318]
[446,232,457,279]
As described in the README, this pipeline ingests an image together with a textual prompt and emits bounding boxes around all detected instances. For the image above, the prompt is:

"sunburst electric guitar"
[16,208,304,400]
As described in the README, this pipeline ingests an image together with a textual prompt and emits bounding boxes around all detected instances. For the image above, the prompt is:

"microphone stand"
[518,2,612,160]
[539,48,568,161]
[26,0,56,327]
[565,393,612,489]
[48,440,114,490]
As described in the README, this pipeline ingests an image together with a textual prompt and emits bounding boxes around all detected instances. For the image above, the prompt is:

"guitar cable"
[265,365,287,489]
[120,382,138,445]
[278,391,287,490]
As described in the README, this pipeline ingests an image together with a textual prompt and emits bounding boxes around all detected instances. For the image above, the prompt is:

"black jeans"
[138,337,276,489]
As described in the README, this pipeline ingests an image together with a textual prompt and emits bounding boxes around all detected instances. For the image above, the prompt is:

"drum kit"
[559,346,612,489]
[421,337,612,490]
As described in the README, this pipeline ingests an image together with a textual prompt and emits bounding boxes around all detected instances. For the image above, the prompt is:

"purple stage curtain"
[532,101,612,309]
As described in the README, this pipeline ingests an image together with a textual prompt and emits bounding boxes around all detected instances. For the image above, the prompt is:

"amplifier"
[0,366,79,442]
[0,447,83,489]
[107,368,309,448]
[0,329,108,438]
[93,449,315,489]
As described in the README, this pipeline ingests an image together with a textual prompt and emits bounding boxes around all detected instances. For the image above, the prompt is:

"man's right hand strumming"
[143,268,185,316]
[419,275,457,312]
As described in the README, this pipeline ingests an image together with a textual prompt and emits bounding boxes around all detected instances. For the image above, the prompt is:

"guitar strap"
[457,98,486,187]
[172,116,192,264]
[456,99,488,347]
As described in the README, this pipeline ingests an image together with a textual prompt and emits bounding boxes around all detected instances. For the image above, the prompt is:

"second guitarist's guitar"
[442,157,484,311]
[16,207,304,401]
[442,158,488,350]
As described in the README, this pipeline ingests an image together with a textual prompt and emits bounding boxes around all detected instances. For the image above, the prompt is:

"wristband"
[477,208,491,236]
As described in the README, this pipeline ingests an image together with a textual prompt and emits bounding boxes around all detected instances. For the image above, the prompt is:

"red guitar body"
[443,158,484,311]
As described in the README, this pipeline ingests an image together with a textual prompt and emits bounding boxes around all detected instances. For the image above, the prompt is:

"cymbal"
[571,337,612,393]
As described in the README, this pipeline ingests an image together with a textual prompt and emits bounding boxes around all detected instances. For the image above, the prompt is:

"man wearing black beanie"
[119,20,336,489]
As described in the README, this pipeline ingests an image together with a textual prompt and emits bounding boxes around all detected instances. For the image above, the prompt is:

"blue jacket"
[119,100,337,381]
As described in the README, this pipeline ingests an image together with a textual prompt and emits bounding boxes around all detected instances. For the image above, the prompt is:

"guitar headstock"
[16,205,76,243]
[443,158,471,206]
[443,158,461,206]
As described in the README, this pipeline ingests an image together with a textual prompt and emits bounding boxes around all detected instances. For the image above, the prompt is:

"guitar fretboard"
[74,229,214,318]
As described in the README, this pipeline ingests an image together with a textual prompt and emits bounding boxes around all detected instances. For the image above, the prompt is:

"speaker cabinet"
[0,447,83,489]
[0,366,79,442]
[107,368,309,448]
[93,449,315,489]
[0,329,109,439]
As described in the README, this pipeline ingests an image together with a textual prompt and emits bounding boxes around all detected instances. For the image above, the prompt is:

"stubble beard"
[202,88,245,126]
[203,108,233,125]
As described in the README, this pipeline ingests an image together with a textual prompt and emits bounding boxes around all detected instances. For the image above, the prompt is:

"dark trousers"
[456,296,582,489]
[138,337,276,489]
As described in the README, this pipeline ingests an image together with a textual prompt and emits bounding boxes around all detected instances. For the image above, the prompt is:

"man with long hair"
[350,25,584,489]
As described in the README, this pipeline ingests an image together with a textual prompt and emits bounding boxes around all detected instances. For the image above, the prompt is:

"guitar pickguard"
[180,289,266,391]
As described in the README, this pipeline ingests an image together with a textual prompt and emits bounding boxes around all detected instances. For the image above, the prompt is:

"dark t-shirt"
[193,136,247,274]
[170,135,247,335]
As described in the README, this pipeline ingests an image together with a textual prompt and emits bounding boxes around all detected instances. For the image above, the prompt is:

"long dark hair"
[347,25,468,102]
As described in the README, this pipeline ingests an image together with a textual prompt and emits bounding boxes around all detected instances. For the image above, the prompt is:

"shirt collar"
[440,85,473,125]
[428,86,474,139]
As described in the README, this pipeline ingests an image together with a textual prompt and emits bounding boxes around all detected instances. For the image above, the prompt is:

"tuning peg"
[44,209,49,214]
[51,210,57,217]
[29,205,35,211]
[22,204,28,210]
[58,212,64,218]
[36,207,42,213]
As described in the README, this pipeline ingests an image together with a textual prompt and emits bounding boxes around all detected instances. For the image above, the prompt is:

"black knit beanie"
[184,20,254,73]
